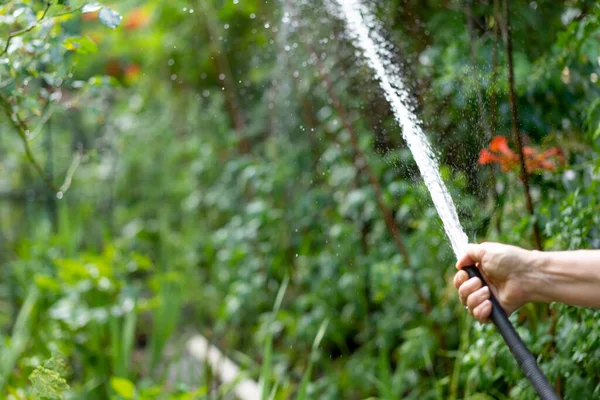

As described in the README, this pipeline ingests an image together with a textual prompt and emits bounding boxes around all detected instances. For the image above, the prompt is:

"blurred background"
[1,0,600,399]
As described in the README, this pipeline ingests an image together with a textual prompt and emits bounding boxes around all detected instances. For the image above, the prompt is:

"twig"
[1,2,52,57]
[27,105,56,141]
[500,0,542,251]
[0,90,56,191]
[58,144,83,194]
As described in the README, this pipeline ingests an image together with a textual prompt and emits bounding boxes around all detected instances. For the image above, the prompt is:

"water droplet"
[56,191,63,199]
[224,24,229,29]
[168,58,175,66]
[249,13,256,19]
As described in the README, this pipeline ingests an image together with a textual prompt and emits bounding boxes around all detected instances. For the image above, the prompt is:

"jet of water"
[332,0,469,259]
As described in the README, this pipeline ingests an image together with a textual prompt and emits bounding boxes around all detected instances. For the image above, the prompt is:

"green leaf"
[98,7,122,29]
[110,377,136,399]
[63,36,98,54]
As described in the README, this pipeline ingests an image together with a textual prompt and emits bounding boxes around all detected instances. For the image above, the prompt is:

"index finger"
[455,243,486,270]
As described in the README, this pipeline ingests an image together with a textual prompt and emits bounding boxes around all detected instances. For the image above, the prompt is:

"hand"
[453,242,536,323]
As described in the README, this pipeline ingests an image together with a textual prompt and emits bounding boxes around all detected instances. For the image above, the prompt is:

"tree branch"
[500,0,542,251]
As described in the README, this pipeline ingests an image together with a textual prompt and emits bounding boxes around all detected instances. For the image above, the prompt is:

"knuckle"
[453,273,462,288]
[474,307,484,321]
[467,296,478,309]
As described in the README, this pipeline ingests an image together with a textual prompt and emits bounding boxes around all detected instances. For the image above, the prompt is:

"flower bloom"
[478,136,564,173]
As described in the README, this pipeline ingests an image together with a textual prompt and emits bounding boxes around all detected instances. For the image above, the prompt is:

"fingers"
[472,300,492,323]
[455,243,487,270]
[466,286,490,311]
[457,277,482,305]
[453,270,468,290]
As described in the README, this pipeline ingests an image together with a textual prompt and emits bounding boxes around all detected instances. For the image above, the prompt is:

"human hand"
[453,242,537,323]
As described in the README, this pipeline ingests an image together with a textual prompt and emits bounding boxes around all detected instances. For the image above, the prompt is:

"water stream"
[332,0,470,259]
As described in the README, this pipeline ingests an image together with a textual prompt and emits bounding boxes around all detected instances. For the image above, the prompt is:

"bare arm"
[528,250,600,308]
[453,243,600,323]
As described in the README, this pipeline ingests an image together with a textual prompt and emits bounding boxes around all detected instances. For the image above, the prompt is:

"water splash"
[332,0,469,259]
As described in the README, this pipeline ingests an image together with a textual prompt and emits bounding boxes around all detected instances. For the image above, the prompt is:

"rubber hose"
[464,265,561,400]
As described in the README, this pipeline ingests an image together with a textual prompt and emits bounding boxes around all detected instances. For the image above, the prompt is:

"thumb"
[456,243,486,270]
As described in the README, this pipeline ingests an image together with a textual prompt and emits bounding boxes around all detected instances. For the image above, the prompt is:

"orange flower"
[478,149,501,165]
[489,136,513,155]
[478,136,564,174]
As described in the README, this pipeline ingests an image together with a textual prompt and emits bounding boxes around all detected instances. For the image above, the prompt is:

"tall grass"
[258,276,329,400]
[0,287,39,391]
[259,276,288,400]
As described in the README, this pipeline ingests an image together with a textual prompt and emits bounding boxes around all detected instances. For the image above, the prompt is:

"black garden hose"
[464,265,561,400]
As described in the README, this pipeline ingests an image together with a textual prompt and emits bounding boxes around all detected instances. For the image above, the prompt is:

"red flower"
[478,135,564,174]
[478,149,500,165]
[490,136,513,155]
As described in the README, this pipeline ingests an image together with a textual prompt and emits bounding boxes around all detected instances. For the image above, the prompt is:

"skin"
[453,242,600,323]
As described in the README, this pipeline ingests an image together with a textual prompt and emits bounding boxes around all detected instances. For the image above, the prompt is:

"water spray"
[330,0,561,398]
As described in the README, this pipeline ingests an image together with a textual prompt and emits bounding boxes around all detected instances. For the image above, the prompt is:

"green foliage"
[29,359,70,399]
[1,0,600,399]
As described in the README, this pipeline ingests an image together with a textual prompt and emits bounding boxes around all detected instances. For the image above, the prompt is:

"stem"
[500,0,542,251]
[59,144,83,194]
[0,90,56,191]
[1,3,51,57]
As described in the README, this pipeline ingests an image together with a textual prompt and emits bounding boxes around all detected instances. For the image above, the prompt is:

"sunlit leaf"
[110,377,136,399]
[63,36,98,54]
[82,3,102,13]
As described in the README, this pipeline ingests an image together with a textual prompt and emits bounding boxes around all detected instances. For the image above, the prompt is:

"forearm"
[526,250,600,308]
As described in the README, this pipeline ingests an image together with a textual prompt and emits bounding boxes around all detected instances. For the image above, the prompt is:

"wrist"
[521,249,550,304]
